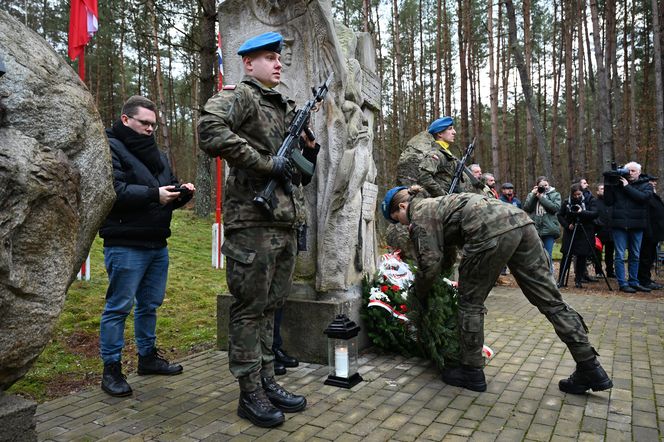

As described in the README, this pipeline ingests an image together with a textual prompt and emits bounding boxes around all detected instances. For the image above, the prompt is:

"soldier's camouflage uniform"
[415,135,490,197]
[198,76,310,392]
[408,193,598,368]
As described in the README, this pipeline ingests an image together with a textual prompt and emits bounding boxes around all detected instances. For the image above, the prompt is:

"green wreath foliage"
[361,268,461,369]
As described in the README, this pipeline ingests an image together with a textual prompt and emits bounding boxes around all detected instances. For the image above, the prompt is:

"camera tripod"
[557,219,613,291]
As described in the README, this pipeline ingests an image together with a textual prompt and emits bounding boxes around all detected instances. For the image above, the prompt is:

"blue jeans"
[541,235,555,274]
[612,228,643,287]
[100,246,169,364]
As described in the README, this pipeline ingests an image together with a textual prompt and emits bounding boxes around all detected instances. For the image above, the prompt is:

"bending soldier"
[381,185,613,394]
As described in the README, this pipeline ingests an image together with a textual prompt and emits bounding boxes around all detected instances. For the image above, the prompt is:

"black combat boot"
[237,389,285,428]
[101,361,132,397]
[274,360,287,376]
[274,348,299,368]
[441,366,487,392]
[559,357,613,394]
[137,347,183,375]
[261,376,307,412]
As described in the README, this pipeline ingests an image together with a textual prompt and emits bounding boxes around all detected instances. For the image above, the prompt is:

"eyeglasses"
[128,116,158,129]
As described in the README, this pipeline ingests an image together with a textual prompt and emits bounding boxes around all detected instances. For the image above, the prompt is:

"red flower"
[391,285,400,291]
[382,275,388,281]
[400,304,408,312]
[380,285,388,293]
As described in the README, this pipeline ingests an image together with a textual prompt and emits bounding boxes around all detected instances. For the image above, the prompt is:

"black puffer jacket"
[604,175,653,230]
[99,129,192,248]
[558,194,598,256]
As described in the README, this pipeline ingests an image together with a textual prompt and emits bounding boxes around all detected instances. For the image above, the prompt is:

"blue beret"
[237,32,284,56]
[427,116,454,134]
[381,186,408,223]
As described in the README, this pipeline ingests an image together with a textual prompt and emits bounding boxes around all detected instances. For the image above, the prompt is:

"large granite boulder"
[0,10,115,390]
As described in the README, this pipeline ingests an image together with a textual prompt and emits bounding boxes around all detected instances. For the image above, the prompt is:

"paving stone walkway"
[36,287,664,441]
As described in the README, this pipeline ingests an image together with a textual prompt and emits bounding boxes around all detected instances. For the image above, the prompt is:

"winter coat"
[99,130,191,248]
[557,194,598,257]
[522,187,562,239]
[603,175,653,230]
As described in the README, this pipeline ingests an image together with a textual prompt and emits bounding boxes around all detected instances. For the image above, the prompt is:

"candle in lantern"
[334,344,349,378]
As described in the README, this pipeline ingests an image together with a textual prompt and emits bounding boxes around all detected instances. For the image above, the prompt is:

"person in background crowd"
[469,163,482,180]
[637,175,664,290]
[522,176,561,274]
[603,161,653,293]
[381,185,613,395]
[483,173,499,198]
[98,95,195,397]
[594,184,615,278]
[499,182,522,209]
[557,183,598,288]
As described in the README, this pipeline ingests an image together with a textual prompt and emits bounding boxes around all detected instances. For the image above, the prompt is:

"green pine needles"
[360,258,461,370]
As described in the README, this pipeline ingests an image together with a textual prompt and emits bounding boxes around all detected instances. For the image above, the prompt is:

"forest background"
[3,0,664,221]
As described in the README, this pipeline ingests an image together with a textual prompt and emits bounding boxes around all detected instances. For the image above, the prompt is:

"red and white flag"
[68,0,98,61]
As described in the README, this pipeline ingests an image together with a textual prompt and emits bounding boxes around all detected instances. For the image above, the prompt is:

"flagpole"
[214,32,225,269]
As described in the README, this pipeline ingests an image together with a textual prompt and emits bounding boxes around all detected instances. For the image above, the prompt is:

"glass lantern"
[323,314,363,388]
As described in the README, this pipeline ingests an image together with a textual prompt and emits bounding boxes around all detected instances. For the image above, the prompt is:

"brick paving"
[36,287,664,441]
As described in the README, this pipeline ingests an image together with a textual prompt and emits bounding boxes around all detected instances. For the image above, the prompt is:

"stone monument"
[0,10,115,440]
[216,0,380,362]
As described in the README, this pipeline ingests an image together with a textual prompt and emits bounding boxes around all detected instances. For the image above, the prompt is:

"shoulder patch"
[222,84,236,90]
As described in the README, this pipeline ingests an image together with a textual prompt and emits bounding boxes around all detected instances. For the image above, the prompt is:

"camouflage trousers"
[457,224,597,368]
[223,227,297,392]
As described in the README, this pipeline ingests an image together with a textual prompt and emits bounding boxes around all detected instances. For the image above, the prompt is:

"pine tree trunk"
[651,0,664,174]
[148,0,173,171]
[488,0,500,180]
[564,0,576,180]
[194,0,216,217]
[589,0,614,167]
[577,0,588,180]
[505,0,552,180]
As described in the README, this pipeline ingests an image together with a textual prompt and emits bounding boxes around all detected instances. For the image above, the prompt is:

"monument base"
[216,282,369,364]
[0,394,37,442]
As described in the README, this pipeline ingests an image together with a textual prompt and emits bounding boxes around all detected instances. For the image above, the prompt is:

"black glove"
[270,156,292,181]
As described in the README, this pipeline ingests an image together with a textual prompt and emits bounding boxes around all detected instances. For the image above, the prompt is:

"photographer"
[523,176,561,274]
[603,161,654,293]
[557,184,598,288]
[594,184,615,278]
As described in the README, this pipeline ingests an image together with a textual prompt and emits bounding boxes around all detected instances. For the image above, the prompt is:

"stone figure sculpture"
[218,0,379,292]
[0,10,115,391]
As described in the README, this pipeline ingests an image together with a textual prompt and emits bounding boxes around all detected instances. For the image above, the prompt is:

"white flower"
[369,287,389,302]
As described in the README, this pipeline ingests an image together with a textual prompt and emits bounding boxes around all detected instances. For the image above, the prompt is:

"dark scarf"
[111,119,164,175]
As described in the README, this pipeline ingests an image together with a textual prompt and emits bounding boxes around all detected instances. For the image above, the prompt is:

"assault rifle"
[448,136,477,194]
[253,73,333,213]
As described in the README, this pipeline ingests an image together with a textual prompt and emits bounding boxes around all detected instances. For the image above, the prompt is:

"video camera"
[602,161,629,185]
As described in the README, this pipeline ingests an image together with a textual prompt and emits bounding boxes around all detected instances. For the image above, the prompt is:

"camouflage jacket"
[416,137,489,197]
[408,193,534,296]
[198,76,306,231]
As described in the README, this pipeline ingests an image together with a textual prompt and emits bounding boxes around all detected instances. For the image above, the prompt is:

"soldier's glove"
[270,156,293,182]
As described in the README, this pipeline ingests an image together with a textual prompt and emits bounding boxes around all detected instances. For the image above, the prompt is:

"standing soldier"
[381,185,613,395]
[417,117,488,196]
[198,32,316,428]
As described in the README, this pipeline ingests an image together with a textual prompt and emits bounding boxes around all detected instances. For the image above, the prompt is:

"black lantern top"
[324,314,361,339]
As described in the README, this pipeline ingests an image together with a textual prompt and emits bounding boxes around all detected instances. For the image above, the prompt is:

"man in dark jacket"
[98,96,195,397]
[638,176,664,290]
[604,161,653,293]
